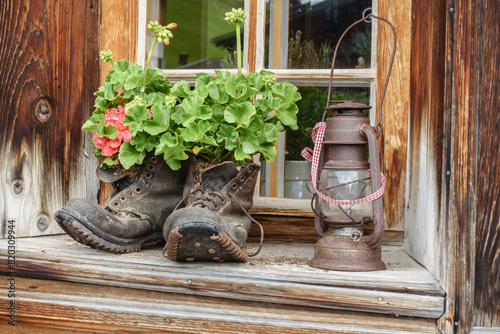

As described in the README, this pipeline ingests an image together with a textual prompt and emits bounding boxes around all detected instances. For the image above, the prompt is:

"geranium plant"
[82,9,301,171]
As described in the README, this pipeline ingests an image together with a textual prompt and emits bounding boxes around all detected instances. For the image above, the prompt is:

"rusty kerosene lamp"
[304,14,396,271]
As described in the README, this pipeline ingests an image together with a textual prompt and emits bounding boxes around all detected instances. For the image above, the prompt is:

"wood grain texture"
[0,0,100,237]
[0,276,441,333]
[376,0,411,231]
[474,0,500,327]
[97,0,139,205]
[404,0,447,279]
[0,235,445,320]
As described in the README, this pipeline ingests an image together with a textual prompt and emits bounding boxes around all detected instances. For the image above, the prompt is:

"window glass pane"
[266,0,373,69]
[151,0,245,69]
[260,86,370,199]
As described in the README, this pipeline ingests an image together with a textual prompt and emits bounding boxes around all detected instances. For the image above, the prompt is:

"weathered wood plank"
[376,0,411,231]
[0,0,100,238]
[404,0,447,278]
[0,276,441,333]
[97,0,139,205]
[0,236,444,319]
[474,0,500,327]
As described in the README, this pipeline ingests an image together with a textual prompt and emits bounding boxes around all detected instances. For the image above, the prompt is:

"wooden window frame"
[138,0,380,213]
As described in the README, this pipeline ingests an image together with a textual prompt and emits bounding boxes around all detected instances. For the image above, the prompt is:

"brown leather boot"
[163,157,262,262]
[54,155,187,253]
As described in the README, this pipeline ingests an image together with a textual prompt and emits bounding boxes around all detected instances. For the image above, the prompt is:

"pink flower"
[104,105,132,142]
[93,133,122,157]
[92,105,132,156]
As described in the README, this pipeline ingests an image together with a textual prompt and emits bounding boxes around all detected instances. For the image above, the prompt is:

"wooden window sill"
[0,235,444,333]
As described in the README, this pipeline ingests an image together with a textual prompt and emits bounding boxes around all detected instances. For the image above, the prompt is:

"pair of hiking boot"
[54,155,261,262]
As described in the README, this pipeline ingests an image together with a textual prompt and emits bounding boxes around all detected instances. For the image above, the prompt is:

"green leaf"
[146,92,166,106]
[261,123,278,143]
[207,82,230,105]
[156,134,188,170]
[123,74,141,90]
[123,104,151,136]
[99,157,115,169]
[258,143,278,163]
[171,81,193,98]
[118,142,146,169]
[183,120,211,142]
[136,68,166,88]
[194,73,209,99]
[272,81,301,103]
[224,101,256,127]
[274,103,299,127]
[225,74,259,102]
[171,105,185,125]
[247,71,264,92]
[115,60,142,75]
[81,113,105,134]
[217,124,239,151]
[238,128,259,155]
[181,95,212,126]
[81,114,118,139]
[233,146,251,162]
[144,103,171,135]
[158,132,179,148]
[130,131,157,152]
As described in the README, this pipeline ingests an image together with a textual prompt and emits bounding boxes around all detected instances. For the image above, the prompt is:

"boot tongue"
[201,161,238,192]
[96,166,138,192]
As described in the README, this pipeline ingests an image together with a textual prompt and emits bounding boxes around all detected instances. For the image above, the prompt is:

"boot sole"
[54,211,162,254]
[164,223,248,263]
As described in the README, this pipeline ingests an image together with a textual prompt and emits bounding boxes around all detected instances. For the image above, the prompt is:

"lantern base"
[309,233,386,271]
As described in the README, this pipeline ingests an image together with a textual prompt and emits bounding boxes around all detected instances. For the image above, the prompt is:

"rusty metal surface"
[309,233,386,271]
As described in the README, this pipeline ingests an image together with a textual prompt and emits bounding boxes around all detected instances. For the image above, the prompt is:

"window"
[140,0,377,211]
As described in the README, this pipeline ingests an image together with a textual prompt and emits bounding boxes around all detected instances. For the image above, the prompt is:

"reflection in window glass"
[154,0,244,69]
[266,0,372,69]
[260,86,370,199]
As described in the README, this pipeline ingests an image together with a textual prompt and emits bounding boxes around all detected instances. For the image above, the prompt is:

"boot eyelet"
[193,175,199,183]
[128,191,135,198]
[120,196,127,202]
[150,156,158,163]
[247,167,253,174]
[220,198,226,204]
[214,204,219,210]
[113,201,120,208]
[239,175,246,182]
[135,187,142,194]
[231,183,238,189]
[148,164,156,172]
[145,172,152,179]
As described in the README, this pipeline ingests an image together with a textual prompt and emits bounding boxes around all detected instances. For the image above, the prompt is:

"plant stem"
[144,36,157,69]
[236,23,242,74]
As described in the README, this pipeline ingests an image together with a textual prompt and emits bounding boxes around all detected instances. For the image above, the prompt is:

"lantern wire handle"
[325,14,397,133]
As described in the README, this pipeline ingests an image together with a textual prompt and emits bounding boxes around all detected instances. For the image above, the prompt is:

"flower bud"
[166,23,177,30]
[263,74,276,87]
[224,8,246,24]
[99,50,114,62]
[165,95,177,108]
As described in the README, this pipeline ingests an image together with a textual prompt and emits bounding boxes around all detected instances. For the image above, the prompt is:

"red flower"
[93,133,122,157]
[92,105,132,156]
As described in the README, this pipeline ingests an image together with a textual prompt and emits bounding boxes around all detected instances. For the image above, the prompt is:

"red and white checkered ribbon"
[301,122,386,206]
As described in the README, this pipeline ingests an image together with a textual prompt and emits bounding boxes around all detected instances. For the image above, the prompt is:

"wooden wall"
[474,0,500,327]
[404,0,447,278]
[376,0,411,232]
[407,0,500,331]
[0,0,100,238]
[98,0,139,204]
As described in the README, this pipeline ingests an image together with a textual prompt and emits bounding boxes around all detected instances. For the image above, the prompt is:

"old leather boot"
[163,157,263,262]
[54,155,186,253]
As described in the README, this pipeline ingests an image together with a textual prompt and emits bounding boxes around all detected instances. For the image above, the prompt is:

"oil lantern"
[302,14,396,271]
